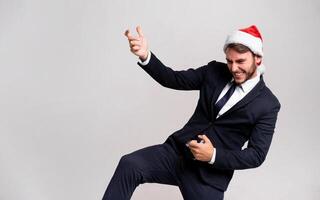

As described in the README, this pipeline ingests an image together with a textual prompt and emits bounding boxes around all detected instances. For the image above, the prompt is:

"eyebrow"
[236,58,246,62]
[226,58,246,63]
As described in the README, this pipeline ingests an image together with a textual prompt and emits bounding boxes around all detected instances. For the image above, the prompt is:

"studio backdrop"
[0,0,319,199]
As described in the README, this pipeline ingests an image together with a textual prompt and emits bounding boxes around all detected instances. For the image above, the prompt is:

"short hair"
[225,43,261,57]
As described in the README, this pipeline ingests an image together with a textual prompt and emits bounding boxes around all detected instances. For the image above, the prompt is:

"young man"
[103,25,280,200]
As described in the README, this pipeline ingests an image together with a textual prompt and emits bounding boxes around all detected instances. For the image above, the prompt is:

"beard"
[232,62,258,85]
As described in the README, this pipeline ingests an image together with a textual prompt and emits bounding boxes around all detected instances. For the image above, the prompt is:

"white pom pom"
[257,64,265,75]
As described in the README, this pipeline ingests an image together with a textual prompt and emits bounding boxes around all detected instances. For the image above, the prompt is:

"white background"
[1,0,319,199]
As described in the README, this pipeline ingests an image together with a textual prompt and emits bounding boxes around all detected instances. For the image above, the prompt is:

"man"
[103,25,280,200]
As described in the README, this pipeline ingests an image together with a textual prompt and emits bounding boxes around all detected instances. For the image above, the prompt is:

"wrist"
[139,51,149,62]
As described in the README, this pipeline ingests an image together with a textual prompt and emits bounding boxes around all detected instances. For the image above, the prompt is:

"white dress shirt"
[139,51,261,165]
[215,72,261,118]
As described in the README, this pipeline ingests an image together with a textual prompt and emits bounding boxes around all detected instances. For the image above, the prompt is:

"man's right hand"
[124,26,149,61]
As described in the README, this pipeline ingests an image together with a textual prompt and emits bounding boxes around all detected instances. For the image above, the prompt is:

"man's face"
[225,48,262,85]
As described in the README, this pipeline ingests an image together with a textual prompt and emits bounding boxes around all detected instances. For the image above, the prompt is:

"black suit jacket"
[138,52,281,191]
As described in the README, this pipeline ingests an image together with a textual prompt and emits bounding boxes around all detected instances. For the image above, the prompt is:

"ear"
[255,56,262,66]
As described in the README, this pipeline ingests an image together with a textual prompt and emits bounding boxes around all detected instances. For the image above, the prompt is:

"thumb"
[136,25,144,37]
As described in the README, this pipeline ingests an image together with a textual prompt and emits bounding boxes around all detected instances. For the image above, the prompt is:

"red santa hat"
[224,25,265,74]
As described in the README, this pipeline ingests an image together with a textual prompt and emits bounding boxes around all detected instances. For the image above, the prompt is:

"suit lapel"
[217,76,266,119]
[210,76,232,120]
[211,80,230,105]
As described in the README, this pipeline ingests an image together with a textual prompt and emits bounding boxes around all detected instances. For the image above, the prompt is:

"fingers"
[130,40,141,47]
[129,40,143,51]
[124,26,148,58]
[124,29,130,37]
[125,28,142,51]
[188,140,200,149]
[136,25,144,37]
[124,25,144,39]
[188,135,211,149]
[124,29,138,41]
[190,148,198,156]
[189,148,204,161]
[198,135,210,143]
[124,29,133,40]
[187,135,213,162]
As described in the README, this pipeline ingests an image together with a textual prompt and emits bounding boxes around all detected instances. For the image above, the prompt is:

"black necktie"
[214,82,236,117]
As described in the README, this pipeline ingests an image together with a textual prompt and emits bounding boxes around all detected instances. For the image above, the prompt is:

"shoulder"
[255,82,281,114]
[207,60,229,73]
[205,60,232,80]
[262,85,281,108]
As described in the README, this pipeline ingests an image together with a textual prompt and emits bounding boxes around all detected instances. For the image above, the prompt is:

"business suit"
[103,52,280,200]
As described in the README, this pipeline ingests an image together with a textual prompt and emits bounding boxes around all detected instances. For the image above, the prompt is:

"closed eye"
[236,59,246,64]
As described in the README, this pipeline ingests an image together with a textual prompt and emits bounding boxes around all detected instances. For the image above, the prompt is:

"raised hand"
[124,26,149,61]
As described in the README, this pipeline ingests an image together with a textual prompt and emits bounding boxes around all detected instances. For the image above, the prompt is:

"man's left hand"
[187,135,214,162]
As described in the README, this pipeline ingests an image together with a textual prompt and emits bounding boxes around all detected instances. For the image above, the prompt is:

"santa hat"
[224,25,265,74]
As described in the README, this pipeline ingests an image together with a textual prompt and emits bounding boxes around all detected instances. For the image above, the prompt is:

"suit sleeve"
[212,103,281,170]
[138,52,209,90]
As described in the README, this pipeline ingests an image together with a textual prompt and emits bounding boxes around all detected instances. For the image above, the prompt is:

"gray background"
[1,0,319,199]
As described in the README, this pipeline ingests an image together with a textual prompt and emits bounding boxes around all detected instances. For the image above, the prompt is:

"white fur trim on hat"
[223,30,263,57]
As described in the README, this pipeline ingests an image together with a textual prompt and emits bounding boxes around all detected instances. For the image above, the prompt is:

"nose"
[230,63,239,72]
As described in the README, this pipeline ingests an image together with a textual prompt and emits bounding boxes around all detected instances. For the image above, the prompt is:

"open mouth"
[234,72,244,78]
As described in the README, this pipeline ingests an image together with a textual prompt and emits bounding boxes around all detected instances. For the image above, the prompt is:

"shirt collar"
[231,70,261,93]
